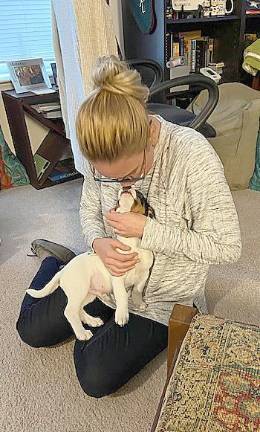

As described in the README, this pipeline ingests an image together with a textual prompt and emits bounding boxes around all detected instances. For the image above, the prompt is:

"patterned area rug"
[155,315,260,432]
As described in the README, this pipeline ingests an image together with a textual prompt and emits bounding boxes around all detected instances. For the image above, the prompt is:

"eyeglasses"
[91,149,146,184]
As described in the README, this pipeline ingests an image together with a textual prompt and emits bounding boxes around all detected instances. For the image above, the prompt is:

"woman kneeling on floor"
[16,55,241,398]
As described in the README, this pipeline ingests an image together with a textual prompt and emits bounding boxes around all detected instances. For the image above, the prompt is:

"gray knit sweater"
[79,115,242,326]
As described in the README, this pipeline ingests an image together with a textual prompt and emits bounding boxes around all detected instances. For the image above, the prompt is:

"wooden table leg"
[151,304,199,432]
[167,304,198,377]
[252,74,260,91]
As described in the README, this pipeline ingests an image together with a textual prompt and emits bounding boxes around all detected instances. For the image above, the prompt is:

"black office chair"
[127,59,219,138]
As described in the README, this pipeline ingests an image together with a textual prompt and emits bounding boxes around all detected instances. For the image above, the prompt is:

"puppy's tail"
[26,271,61,298]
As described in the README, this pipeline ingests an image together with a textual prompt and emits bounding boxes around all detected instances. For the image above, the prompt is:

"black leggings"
[16,257,168,398]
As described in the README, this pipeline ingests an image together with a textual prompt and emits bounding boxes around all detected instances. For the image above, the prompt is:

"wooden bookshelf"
[121,0,260,96]
[1,89,82,190]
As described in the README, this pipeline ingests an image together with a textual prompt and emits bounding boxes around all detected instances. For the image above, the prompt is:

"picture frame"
[7,58,52,94]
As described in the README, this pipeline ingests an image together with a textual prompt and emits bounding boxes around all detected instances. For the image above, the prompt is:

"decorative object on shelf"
[171,0,203,10]
[7,58,53,95]
[166,56,186,68]
[166,1,174,19]
[170,1,202,19]
[128,0,156,34]
[200,67,222,83]
[245,0,260,14]
[202,0,234,16]
[208,61,225,75]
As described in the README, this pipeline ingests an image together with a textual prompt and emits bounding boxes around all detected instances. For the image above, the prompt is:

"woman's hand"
[105,210,147,238]
[93,237,140,277]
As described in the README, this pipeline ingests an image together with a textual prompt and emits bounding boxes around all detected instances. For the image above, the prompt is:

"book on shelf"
[48,170,79,184]
[166,30,200,63]
[191,39,208,73]
[31,102,61,113]
[165,32,172,62]
[179,30,202,67]
[47,158,79,184]
[31,102,62,119]
[43,110,62,119]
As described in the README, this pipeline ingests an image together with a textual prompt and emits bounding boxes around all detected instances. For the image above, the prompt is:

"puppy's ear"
[147,205,155,219]
[134,190,156,218]
[131,201,146,215]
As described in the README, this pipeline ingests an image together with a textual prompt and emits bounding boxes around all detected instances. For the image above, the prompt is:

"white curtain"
[51,0,121,174]
[110,0,125,59]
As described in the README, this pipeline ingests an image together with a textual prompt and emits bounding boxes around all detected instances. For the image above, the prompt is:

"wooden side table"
[2,89,82,189]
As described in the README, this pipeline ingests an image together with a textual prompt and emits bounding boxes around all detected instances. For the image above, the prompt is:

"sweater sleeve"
[79,162,106,250]
[140,135,242,264]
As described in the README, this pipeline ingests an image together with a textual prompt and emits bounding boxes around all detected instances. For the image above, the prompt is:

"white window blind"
[0,0,54,81]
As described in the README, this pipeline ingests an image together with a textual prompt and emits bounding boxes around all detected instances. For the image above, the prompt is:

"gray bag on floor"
[189,83,260,190]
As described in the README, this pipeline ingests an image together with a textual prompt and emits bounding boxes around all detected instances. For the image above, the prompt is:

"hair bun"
[92,55,124,88]
[92,55,149,104]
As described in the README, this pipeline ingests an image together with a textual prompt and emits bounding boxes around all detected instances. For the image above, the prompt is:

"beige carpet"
[1,178,259,432]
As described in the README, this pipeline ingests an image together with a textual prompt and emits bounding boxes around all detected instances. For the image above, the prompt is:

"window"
[0,0,54,81]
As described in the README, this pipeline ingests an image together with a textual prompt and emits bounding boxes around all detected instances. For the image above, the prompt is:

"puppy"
[26,187,154,341]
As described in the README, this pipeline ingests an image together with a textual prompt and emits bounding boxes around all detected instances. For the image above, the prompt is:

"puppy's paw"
[115,308,129,327]
[80,311,104,327]
[87,317,104,327]
[76,329,93,341]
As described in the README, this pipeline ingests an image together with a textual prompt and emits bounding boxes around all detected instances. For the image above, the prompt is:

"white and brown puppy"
[26,187,154,341]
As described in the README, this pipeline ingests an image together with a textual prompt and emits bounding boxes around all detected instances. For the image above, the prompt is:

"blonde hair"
[76,55,150,162]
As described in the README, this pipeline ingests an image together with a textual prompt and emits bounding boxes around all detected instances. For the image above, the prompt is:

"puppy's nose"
[121,185,133,196]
